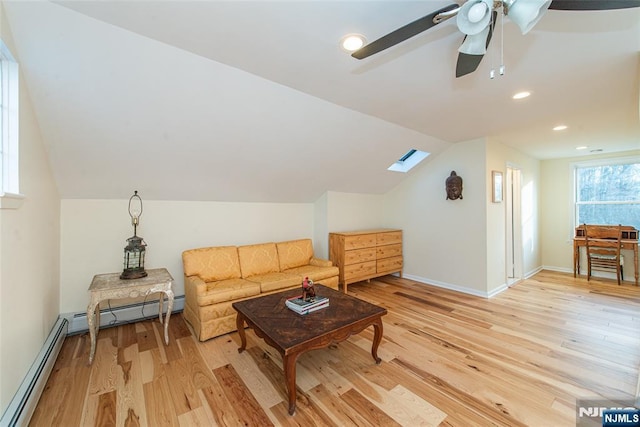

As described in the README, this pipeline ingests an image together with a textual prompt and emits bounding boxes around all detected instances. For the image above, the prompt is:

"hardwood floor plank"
[143,375,180,426]
[29,272,640,426]
[213,364,274,426]
[339,388,400,427]
[116,345,147,427]
[163,358,202,415]
[198,383,244,426]
[306,383,370,426]
[95,390,117,427]
[175,336,217,390]
[88,334,119,396]
[136,321,159,353]
[176,405,215,427]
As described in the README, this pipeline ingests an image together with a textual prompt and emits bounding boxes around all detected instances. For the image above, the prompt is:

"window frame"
[0,39,22,209]
[571,155,640,230]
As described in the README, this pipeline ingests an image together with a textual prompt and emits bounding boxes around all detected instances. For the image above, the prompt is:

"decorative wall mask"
[446,171,463,200]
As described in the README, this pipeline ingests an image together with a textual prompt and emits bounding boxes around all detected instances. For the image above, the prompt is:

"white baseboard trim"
[403,273,500,298]
[541,265,573,274]
[543,265,635,283]
[0,317,68,427]
[62,295,185,335]
[525,266,545,278]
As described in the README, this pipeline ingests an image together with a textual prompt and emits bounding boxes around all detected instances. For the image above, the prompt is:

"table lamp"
[120,190,147,279]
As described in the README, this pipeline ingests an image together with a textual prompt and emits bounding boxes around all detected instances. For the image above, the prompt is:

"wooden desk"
[573,225,639,286]
[87,268,174,364]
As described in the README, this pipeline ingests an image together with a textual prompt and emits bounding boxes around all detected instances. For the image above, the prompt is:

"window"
[387,149,430,173]
[574,158,640,231]
[0,39,21,207]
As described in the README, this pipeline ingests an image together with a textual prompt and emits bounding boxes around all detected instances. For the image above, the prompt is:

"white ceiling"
[3,1,639,202]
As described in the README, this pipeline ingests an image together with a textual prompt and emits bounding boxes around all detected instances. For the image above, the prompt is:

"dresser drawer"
[377,231,402,246]
[377,244,402,259]
[377,256,403,274]
[344,261,376,280]
[344,248,376,265]
[344,234,376,250]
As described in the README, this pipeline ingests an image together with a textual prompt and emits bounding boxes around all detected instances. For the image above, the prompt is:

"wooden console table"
[87,268,174,364]
[573,225,639,286]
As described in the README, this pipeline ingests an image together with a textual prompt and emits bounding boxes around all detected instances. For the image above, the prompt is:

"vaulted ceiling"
[3,1,639,202]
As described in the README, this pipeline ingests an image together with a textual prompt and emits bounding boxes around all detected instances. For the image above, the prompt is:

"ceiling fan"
[352,0,640,78]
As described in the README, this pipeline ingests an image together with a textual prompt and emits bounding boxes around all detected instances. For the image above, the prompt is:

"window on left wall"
[0,39,22,209]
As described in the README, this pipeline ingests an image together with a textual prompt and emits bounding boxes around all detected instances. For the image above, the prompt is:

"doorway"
[506,166,523,285]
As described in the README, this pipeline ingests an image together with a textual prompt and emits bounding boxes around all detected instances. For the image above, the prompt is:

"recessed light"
[576,146,587,150]
[512,91,531,100]
[553,125,568,131]
[340,33,366,52]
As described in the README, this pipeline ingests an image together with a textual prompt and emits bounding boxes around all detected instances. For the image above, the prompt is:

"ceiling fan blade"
[549,0,640,10]
[352,3,460,60]
[455,11,497,78]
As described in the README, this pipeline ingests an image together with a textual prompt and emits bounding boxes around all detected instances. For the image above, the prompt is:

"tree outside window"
[575,160,640,231]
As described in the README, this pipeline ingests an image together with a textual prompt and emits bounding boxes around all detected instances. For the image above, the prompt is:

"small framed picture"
[492,171,503,203]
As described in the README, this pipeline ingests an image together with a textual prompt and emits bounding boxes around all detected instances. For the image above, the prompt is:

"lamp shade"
[457,0,493,35]
[458,25,491,55]
[507,0,552,34]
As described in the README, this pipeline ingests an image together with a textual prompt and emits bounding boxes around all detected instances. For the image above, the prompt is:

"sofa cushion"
[238,243,280,278]
[276,239,314,270]
[282,265,340,283]
[197,278,260,306]
[182,246,241,282]
[245,272,300,293]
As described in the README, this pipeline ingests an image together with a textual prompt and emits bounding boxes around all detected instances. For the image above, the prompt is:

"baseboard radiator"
[0,317,68,427]
[65,295,184,335]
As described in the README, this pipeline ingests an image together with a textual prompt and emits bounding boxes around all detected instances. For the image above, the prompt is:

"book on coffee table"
[285,295,329,314]
[286,300,329,315]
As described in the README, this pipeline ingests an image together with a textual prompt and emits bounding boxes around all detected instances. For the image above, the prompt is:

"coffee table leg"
[283,353,299,415]
[371,318,384,365]
[236,313,247,353]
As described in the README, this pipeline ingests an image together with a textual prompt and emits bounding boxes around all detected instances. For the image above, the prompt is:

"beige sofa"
[182,239,339,341]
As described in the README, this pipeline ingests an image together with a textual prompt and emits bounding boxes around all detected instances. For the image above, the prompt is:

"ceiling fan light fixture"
[506,0,552,34]
[340,34,366,52]
[457,0,493,35]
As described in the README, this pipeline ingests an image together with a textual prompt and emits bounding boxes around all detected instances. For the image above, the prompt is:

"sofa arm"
[310,257,333,268]
[184,275,207,307]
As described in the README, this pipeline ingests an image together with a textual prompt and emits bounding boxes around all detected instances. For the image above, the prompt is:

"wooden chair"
[584,224,623,285]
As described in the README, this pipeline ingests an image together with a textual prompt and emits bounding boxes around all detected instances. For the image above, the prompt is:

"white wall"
[0,5,60,412]
[540,149,639,281]
[313,192,329,258]
[383,139,489,295]
[326,191,387,233]
[59,199,314,313]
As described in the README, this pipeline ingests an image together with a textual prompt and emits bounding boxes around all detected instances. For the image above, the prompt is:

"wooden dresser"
[329,229,403,292]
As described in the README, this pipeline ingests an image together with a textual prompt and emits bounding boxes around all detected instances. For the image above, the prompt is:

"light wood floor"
[30,271,640,426]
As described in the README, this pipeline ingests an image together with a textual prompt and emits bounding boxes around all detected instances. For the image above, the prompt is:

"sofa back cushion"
[182,246,241,282]
[277,239,314,270]
[238,243,280,278]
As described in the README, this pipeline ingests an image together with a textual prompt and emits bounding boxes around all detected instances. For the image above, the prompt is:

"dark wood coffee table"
[232,284,387,415]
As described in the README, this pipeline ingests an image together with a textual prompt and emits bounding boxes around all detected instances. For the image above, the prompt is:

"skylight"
[388,149,430,173]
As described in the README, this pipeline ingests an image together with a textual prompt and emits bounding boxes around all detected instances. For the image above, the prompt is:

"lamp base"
[120,269,148,280]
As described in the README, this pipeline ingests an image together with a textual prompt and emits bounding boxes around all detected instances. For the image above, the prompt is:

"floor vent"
[0,317,68,427]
